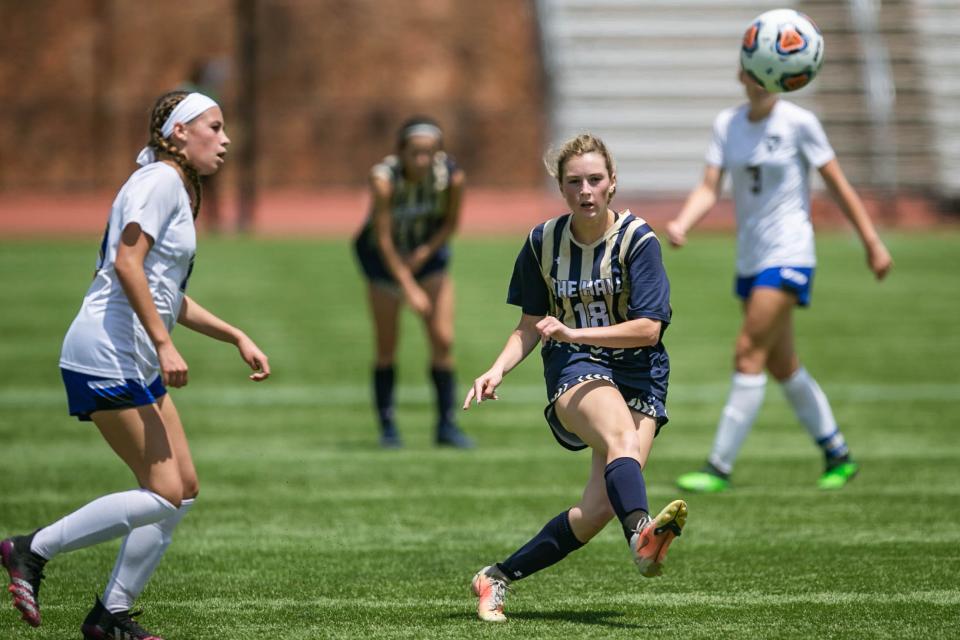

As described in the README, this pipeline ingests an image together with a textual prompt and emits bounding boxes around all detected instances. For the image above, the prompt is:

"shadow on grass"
[448,609,651,630]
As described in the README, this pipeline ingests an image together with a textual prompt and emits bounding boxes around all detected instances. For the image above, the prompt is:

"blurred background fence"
[1,0,957,234]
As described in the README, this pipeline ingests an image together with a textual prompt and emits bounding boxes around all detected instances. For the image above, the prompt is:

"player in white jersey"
[464,134,687,623]
[666,68,892,494]
[2,91,270,639]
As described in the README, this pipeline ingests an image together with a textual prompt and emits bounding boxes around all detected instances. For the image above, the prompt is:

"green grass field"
[1,231,958,638]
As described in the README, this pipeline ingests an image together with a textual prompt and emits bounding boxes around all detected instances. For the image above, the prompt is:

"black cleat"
[1,531,47,627]
[379,425,403,449]
[81,595,164,640]
[436,423,474,449]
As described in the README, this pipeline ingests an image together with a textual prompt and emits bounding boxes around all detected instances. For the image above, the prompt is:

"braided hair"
[146,91,203,218]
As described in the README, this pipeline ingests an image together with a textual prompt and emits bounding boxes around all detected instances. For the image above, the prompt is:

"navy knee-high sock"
[373,366,396,433]
[604,457,649,541]
[430,367,456,430]
[496,511,584,581]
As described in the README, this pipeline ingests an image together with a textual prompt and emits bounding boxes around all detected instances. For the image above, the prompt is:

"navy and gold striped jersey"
[507,210,671,396]
[508,210,671,330]
[360,151,457,255]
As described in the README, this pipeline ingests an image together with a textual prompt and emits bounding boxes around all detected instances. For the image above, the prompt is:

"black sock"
[373,366,396,433]
[497,511,584,581]
[430,367,456,430]
[604,457,650,541]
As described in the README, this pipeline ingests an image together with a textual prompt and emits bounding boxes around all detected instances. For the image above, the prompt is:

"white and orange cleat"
[630,499,687,578]
[471,565,509,622]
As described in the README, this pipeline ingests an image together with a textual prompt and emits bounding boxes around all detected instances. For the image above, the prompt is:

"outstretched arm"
[178,296,271,381]
[665,164,724,247]
[818,159,893,280]
[463,313,543,409]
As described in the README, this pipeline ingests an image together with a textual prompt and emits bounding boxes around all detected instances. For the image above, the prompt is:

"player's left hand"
[237,334,271,381]
[536,316,576,344]
[867,241,893,280]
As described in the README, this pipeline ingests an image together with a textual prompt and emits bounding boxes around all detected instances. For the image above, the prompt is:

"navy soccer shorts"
[541,347,669,452]
[353,229,449,286]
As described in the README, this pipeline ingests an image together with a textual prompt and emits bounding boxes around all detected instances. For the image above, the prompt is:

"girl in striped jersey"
[463,134,687,622]
[354,116,472,448]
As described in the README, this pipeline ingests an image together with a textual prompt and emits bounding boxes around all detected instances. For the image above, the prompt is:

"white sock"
[102,498,194,613]
[707,372,767,475]
[29,489,177,560]
[781,367,849,459]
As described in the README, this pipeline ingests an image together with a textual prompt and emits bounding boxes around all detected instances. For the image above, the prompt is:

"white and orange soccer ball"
[740,8,824,93]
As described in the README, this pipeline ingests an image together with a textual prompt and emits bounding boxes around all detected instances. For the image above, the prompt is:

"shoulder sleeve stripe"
[617,220,649,262]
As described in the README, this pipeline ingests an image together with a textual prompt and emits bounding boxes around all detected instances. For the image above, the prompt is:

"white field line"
[135,590,960,609]
[0,382,958,408]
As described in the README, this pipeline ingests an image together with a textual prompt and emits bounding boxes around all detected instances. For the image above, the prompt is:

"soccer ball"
[740,9,824,93]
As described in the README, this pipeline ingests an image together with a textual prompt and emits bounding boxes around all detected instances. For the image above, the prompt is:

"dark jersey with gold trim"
[360,151,457,255]
[507,210,671,393]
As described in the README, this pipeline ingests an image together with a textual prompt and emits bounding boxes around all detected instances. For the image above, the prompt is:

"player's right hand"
[157,341,189,388]
[664,219,687,248]
[405,285,432,317]
[463,369,503,409]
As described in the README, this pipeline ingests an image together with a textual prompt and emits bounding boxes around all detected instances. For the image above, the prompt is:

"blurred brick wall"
[0,0,546,191]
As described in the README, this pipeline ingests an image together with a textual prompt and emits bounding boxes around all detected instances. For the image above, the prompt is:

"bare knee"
[601,428,642,462]
[145,473,185,509]
[428,328,454,366]
[767,359,798,382]
[181,476,200,501]
[734,332,767,374]
[150,486,183,509]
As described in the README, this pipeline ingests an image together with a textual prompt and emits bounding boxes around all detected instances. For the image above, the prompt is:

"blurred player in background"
[666,67,893,493]
[464,134,687,622]
[1,90,270,639]
[354,116,473,448]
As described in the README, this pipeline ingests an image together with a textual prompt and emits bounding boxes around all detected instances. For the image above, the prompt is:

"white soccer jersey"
[705,100,835,276]
[60,162,196,379]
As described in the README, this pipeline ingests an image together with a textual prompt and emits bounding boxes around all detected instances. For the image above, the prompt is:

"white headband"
[402,123,442,140]
[136,93,220,166]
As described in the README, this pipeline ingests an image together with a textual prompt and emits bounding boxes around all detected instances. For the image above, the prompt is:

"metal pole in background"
[236,0,258,233]
[93,0,114,189]
[849,0,897,196]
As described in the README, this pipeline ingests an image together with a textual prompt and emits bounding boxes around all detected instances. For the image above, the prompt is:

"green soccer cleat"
[818,460,859,490]
[676,470,730,493]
